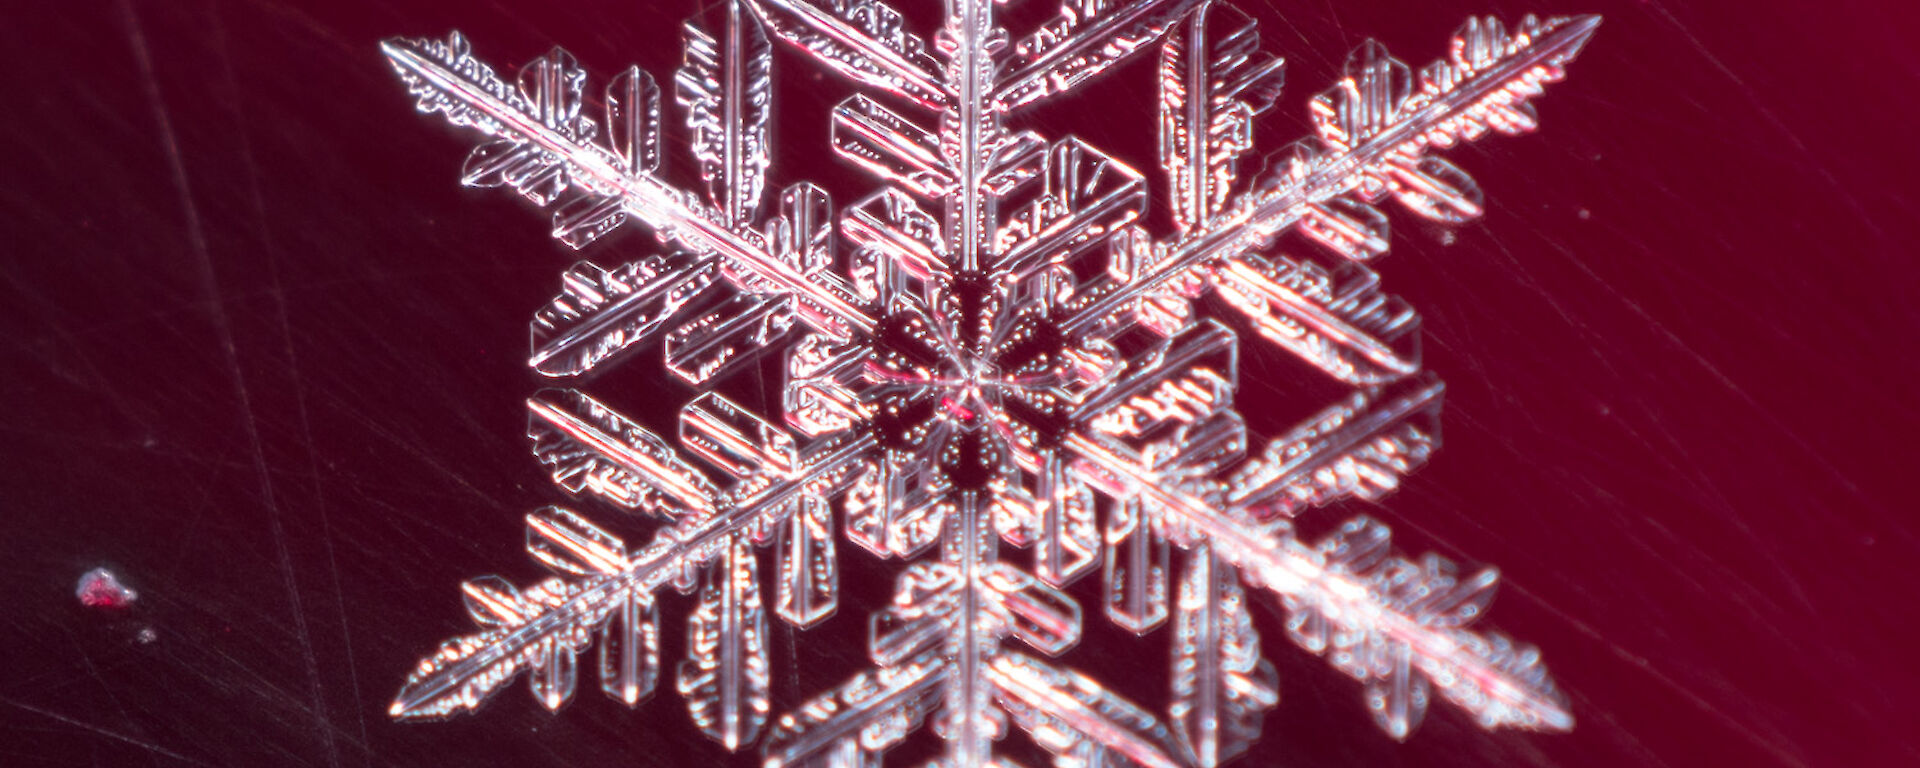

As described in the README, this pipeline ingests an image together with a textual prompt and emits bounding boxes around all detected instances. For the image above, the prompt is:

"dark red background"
[4,0,1916,766]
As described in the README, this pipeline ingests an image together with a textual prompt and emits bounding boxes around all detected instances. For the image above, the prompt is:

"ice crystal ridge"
[381,2,1596,764]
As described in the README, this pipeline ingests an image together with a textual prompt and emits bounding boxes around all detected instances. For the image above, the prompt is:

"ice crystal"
[380,1,1597,764]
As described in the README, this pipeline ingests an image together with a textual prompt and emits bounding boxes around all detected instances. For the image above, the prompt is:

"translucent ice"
[380,3,1596,764]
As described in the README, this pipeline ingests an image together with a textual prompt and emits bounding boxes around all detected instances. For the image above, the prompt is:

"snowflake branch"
[529,255,721,378]
[747,0,950,110]
[1225,375,1444,517]
[677,0,775,226]
[992,0,1210,112]
[1064,432,1573,737]
[987,652,1185,768]
[531,389,721,517]
[1171,545,1278,765]
[1159,1,1285,233]
[1064,15,1600,337]
[382,34,875,338]
[391,432,876,720]
[764,651,949,766]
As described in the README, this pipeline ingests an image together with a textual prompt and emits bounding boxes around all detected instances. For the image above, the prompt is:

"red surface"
[3,1,1917,766]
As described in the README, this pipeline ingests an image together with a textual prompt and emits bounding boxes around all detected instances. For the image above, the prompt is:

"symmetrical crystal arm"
[992,0,1209,112]
[1226,376,1444,516]
[1064,432,1573,737]
[1159,2,1285,233]
[1065,15,1601,336]
[747,0,950,109]
[987,652,1185,768]
[764,651,950,766]
[391,433,877,720]
[382,36,876,338]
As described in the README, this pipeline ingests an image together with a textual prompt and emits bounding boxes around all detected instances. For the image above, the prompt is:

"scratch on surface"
[1425,347,1820,766]
[1525,583,1813,768]
[209,0,370,752]
[1409,248,1820,766]
[1550,218,1901,538]
[1643,3,1878,244]
[3,696,213,767]
[61,622,158,767]
[120,2,342,767]
[1378,480,1814,768]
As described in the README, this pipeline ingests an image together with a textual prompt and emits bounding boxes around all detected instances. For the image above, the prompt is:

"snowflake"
[379,1,1597,765]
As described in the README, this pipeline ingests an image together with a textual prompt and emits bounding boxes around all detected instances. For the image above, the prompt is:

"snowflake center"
[931,354,1001,424]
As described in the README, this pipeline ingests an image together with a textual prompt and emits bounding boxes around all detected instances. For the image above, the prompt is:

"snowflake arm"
[989,651,1186,768]
[1159,1,1286,234]
[677,1,775,227]
[391,427,874,720]
[1061,14,1602,337]
[381,29,875,339]
[1065,432,1573,736]
[992,0,1211,113]
[748,0,950,110]
[529,255,719,378]
[764,650,948,765]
